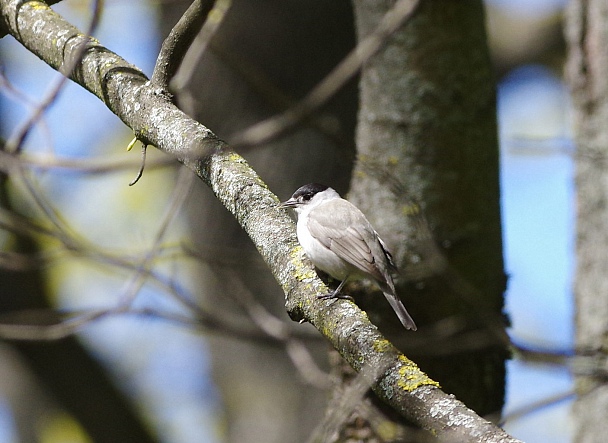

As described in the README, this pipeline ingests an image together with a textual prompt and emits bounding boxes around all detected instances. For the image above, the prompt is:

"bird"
[279,183,417,330]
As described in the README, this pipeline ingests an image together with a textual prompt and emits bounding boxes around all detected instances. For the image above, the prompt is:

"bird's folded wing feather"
[307,200,385,281]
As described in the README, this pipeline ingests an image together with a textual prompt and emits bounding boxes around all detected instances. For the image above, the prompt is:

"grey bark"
[565,1,608,442]
[350,0,507,417]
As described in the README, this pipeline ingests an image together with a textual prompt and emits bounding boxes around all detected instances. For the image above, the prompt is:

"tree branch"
[4,0,103,154]
[0,0,60,36]
[229,0,420,148]
[150,0,217,90]
[0,1,521,441]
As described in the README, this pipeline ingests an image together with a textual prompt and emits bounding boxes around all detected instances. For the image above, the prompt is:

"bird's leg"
[317,278,354,301]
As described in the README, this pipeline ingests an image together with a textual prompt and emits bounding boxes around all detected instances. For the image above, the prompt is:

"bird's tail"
[383,292,417,331]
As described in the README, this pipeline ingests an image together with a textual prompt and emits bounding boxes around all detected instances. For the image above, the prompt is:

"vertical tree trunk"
[349,0,507,418]
[565,1,608,441]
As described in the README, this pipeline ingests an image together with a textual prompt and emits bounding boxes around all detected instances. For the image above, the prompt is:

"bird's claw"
[317,293,354,301]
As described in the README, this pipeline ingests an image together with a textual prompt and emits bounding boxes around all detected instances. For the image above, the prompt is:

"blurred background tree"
[566,0,608,442]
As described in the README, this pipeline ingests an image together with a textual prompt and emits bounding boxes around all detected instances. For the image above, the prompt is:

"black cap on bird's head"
[291,183,330,201]
[279,183,330,208]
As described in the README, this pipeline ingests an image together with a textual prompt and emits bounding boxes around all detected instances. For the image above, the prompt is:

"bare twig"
[229,0,420,148]
[138,0,220,181]
[209,38,355,154]
[0,308,113,341]
[0,149,175,175]
[0,69,54,152]
[128,143,148,186]
[209,264,330,387]
[171,0,232,112]
[4,0,104,154]
[1,0,106,259]
[150,0,218,90]
[0,305,316,345]
[307,359,392,443]
[116,167,194,310]
[501,389,575,426]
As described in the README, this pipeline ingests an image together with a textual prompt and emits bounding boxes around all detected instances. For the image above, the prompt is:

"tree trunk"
[565,1,608,441]
[349,0,507,419]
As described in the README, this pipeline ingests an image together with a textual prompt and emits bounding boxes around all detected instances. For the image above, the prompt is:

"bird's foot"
[317,292,354,301]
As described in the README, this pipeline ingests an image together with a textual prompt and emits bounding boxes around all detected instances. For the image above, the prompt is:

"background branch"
[150,0,218,90]
[229,0,420,148]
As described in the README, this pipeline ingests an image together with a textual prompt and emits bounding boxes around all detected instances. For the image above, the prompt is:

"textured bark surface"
[350,0,507,416]
[565,1,608,441]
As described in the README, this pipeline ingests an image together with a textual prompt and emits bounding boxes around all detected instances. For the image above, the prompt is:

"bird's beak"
[278,197,298,209]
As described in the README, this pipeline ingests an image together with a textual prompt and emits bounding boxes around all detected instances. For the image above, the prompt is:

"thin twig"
[117,167,194,308]
[307,360,391,443]
[0,69,54,152]
[1,1,106,255]
[150,0,217,90]
[0,305,314,345]
[230,0,420,148]
[128,143,148,186]
[4,0,104,154]
[170,0,232,115]
[0,150,175,175]
[209,264,330,387]
[500,389,575,426]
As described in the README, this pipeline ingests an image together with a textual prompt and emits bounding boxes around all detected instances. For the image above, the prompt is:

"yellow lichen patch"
[360,309,370,322]
[31,3,50,10]
[227,152,245,163]
[373,338,393,353]
[375,420,400,441]
[387,156,399,166]
[293,267,315,281]
[401,203,420,216]
[354,170,366,179]
[289,246,317,281]
[396,355,440,391]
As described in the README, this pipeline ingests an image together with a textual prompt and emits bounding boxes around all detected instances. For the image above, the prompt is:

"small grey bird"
[280,183,417,330]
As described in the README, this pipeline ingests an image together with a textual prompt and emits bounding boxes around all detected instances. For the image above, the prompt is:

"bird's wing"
[378,236,398,273]
[307,199,386,282]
